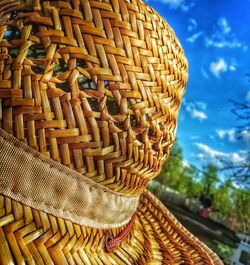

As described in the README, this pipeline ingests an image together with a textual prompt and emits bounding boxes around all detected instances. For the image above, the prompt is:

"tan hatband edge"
[0,128,140,229]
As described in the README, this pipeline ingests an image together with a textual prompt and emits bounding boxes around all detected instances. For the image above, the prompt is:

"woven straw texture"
[0,0,187,196]
[0,0,223,264]
[0,128,139,228]
[0,191,223,265]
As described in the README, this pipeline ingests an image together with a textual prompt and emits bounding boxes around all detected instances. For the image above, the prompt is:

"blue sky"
[146,0,250,180]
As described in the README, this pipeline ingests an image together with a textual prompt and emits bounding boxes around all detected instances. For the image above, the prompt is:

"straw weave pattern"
[0,1,223,264]
[0,0,187,196]
[0,128,139,228]
[0,192,223,264]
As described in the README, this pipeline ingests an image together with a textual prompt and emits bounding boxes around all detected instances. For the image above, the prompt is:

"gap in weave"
[6,10,18,22]
[127,99,132,108]
[130,115,138,130]
[8,47,19,58]
[76,60,99,91]
[57,80,70,93]
[4,26,21,58]
[3,26,20,41]
[27,42,47,73]
[76,60,87,68]
[145,114,150,121]
[152,143,157,151]
[115,121,124,130]
[27,44,46,60]
[136,133,142,142]
[106,96,119,115]
[159,123,165,130]
[79,76,97,90]
[46,141,50,153]
[53,60,68,76]
[31,64,45,74]
[31,23,39,36]
[104,80,109,88]
[148,126,155,137]
[87,98,99,112]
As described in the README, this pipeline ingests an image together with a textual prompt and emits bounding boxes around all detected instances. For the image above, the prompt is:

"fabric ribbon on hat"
[0,128,139,229]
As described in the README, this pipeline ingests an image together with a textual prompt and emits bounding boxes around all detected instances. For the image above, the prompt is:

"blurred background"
[145,0,250,264]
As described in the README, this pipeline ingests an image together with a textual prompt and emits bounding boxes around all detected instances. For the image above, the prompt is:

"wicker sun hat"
[0,0,222,264]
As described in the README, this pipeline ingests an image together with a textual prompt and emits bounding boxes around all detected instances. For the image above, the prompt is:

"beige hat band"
[0,128,139,229]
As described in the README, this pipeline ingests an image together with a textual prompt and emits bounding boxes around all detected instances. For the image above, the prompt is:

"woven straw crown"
[0,1,226,265]
[0,0,187,196]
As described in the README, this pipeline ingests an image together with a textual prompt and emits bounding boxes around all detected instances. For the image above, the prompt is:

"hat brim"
[0,191,222,264]
[137,190,223,264]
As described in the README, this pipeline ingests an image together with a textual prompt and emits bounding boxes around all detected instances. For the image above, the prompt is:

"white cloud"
[192,110,207,120]
[153,0,195,11]
[229,65,236,71]
[155,0,184,8]
[205,17,247,50]
[195,143,225,159]
[246,91,250,101]
[210,58,238,77]
[195,143,246,167]
[218,18,231,34]
[216,129,235,142]
[210,58,227,77]
[185,17,247,50]
[183,101,208,121]
[187,18,197,32]
[186,31,204,43]
[230,153,243,164]
[206,38,246,49]
[180,2,195,12]
[241,130,250,144]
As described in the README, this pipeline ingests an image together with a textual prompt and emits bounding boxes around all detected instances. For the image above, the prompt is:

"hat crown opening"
[0,0,188,195]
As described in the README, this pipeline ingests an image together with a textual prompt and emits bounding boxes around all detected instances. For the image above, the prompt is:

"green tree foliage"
[156,141,198,194]
[213,181,233,216]
[178,165,199,195]
[156,141,250,232]
[233,191,250,232]
[200,164,218,196]
[157,141,184,188]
